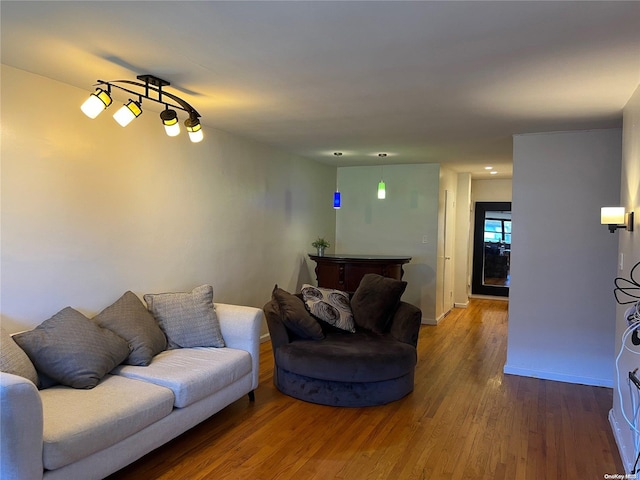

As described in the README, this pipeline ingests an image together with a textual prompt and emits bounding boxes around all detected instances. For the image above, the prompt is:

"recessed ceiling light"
[490,171,498,175]
[485,166,493,170]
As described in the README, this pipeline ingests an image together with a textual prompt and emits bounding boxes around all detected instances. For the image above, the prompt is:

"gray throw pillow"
[94,291,167,366]
[301,284,355,333]
[272,285,324,340]
[12,307,131,389]
[351,274,407,333]
[144,285,225,349]
[0,327,39,385]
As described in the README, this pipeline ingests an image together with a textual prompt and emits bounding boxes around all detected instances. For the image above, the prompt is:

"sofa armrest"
[0,372,44,480]
[389,301,422,347]
[215,303,263,391]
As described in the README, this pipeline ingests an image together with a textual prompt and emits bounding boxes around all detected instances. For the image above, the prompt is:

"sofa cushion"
[351,274,407,333]
[272,285,324,340]
[275,332,416,383]
[94,291,168,366]
[144,285,225,349]
[112,347,252,408]
[301,284,355,333]
[0,327,38,385]
[40,374,174,470]
[13,307,131,389]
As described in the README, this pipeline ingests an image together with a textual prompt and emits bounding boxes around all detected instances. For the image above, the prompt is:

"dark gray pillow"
[144,285,225,349]
[0,327,38,385]
[301,284,355,333]
[351,274,407,333]
[13,307,131,389]
[94,291,167,366]
[272,285,324,340]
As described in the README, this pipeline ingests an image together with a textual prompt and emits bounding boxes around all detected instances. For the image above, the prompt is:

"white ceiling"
[2,1,639,178]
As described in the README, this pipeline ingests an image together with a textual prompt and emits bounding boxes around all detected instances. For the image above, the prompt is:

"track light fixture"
[81,74,203,143]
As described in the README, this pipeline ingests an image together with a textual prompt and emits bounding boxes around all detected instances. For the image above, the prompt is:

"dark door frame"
[472,201,511,297]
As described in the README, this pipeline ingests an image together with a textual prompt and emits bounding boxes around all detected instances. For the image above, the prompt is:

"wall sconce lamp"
[81,74,203,143]
[601,207,634,233]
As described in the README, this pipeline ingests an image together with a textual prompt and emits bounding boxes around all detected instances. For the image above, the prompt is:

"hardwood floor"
[109,299,623,479]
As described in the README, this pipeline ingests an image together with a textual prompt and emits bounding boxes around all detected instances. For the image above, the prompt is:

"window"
[484,218,511,244]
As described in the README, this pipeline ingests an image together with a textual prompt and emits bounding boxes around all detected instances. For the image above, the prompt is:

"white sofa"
[0,302,262,480]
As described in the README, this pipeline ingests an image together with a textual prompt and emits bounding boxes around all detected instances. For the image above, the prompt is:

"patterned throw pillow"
[144,285,225,349]
[0,327,39,385]
[301,284,355,333]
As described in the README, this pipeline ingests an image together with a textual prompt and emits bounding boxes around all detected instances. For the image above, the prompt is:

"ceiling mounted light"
[160,109,180,137]
[113,99,142,127]
[185,114,204,143]
[81,74,203,142]
[378,154,387,199]
[81,87,113,119]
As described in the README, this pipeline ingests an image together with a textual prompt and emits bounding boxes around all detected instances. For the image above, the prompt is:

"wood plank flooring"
[108,299,623,479]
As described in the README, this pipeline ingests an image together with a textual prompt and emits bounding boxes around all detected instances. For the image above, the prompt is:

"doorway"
[472,202,511,297]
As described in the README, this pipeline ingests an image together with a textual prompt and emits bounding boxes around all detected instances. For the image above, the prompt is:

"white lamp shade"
[377,181,386,199]
[80,89,112,119]
[601,207,625,225]
[164,122,181,137]
[113,100,142,127]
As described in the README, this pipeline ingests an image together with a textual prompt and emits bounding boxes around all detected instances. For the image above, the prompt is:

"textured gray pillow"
[0,327,39,385]
[12,307,131,389]
[301,284,355,333]
[143,285,225,349]
[94,291,167,366]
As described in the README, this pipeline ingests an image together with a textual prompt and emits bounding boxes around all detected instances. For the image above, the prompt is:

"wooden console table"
[308,254,411,292]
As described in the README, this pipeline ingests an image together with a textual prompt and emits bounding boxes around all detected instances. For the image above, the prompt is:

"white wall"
[506,129,622,387]
[609,84,640,473]
[0,65,336,334]
[336,164,440,322]
[471,178,512,203]
[454,173,472,306]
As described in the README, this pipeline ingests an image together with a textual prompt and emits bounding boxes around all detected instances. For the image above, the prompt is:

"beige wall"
[336,163,440,322]
[471,178,512,203]
[0,65,336,333]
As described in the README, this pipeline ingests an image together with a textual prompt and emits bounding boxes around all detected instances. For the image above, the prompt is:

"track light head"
[113,99,142,127]
[185,115,203,143]
[81,88,112,119]
[160,109,180,137]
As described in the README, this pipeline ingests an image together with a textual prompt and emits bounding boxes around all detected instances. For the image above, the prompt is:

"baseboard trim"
[454,302,469,309]
[503,364,613,388]
[421,317,438,325]
[260,333,271,343]
[609,408,633,474]
[469,294,509,302]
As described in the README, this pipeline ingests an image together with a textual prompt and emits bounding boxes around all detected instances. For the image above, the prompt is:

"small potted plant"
[311,237,330,257]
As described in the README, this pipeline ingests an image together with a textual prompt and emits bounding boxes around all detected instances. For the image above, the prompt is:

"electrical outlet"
[422,235,428,244]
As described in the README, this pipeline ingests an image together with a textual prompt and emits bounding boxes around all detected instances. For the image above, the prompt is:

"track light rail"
[81,73,203,143]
